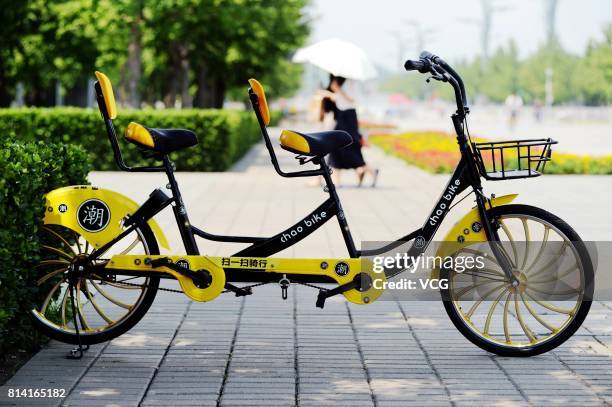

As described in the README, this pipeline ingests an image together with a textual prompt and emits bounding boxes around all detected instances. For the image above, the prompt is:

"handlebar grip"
[419,50,440,63]
[404,59,428,73]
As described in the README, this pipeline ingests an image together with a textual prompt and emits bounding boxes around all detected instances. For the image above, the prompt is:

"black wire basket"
[473,138,557,181]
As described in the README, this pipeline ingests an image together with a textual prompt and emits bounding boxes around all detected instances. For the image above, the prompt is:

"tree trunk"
[25,75,54,106]
[64,76,89,107]
[162,44,179,108]
[126,2,143,108]
[194,63,225,108]
[179,44,191,108]
[0,73,12,107]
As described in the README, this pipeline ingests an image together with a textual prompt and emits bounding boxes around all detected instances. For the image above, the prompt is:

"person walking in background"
[319,75,379,187]
[533,98,544,122]
[504,91,523,130]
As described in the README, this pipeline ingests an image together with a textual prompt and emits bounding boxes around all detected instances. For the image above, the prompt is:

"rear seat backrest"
[248,78,270,126]
[95,71,118,120]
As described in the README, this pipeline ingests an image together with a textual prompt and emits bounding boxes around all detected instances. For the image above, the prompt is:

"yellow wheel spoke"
[529,263,579,285]
[41,279,63,314]
[479,267,506,278]
[526,226,549,274]
[36,259,70,268]
[43,227,77,256]
[525,284,580,297]
[83,281,115,324]
[524,292,575,315]
[90,280,133,309]
[37,267,67,286]
[459,271,507,282]
[41,245,73,261]
[521,219,530,270]
[120,236,141,255]
[514,292,537,342]
[528,242,568,278]
[74,232,82,254]
[454,279,500,300]
[466,283,507,319]
[103,281,143,290]
[484,287,509,335]
[520,292,557,332]
[503,292,512,343]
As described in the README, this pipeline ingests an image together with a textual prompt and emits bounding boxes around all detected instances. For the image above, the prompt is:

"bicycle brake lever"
[426,74,446,83]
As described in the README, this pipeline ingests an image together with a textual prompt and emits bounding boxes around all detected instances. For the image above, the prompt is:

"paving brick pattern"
[2,135,611,407]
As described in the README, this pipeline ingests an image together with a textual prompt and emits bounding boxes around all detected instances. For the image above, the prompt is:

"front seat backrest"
[248,78,270,126]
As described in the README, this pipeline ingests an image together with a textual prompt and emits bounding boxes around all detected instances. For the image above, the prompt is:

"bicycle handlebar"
[403,59,429,73]
[405,50,469,114]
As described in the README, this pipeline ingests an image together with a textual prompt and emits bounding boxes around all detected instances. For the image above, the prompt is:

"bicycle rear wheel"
[441,204,593,356]
[31,223,160,345]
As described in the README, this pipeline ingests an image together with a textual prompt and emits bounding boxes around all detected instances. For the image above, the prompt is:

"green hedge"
[0,108,266,171]
[0,136,90,352]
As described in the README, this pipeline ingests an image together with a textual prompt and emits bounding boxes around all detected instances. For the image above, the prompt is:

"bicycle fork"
[475,193,518,286]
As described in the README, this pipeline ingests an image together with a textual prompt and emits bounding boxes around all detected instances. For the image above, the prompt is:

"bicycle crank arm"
[104,255,226,302]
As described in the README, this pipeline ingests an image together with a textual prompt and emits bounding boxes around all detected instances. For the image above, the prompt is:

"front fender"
[43,185,170,250]
[432,194,517,277]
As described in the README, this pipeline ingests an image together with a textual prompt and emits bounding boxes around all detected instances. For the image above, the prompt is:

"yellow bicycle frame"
[105,255,384,305]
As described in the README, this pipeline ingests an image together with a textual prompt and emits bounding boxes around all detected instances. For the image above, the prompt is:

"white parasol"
[292,38,378,81]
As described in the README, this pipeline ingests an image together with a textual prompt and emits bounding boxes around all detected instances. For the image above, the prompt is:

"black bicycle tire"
[441,204,593,357]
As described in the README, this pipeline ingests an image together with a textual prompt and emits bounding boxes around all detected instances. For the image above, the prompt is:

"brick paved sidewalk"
[2,138,611,407]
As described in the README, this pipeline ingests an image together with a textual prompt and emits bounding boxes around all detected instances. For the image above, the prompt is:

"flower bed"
[370,131,612,175]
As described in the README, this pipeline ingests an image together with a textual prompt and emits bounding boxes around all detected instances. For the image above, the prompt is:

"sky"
[306,0,611,72]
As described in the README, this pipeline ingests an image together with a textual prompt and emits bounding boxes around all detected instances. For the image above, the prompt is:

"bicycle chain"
[93,277,274,295]
[93,277,328,295]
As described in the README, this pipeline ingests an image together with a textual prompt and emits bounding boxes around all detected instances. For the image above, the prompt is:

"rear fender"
[43,185,170,250]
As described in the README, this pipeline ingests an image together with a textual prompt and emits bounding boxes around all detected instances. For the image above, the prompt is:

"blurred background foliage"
[381,24,612,106]
[0,0,309,109]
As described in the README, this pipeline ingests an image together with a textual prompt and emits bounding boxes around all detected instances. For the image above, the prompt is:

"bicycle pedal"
[225,283,252,297]
[316,290,327,308]
[147,257,171,268]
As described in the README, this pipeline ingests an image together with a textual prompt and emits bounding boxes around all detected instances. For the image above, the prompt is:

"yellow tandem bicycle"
[32,51,593,358]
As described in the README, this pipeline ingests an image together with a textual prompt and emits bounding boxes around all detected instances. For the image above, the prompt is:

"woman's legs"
[356,165,379,187]
[332,168,341,185]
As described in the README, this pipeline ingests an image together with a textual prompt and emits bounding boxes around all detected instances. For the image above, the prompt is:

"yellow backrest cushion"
[95,71,117,119]
[248,78,270,126]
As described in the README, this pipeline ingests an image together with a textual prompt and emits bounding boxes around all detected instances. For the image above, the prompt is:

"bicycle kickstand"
[66,279,89,360]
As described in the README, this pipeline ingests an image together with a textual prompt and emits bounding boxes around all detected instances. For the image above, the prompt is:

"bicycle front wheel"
[441,204,593,357]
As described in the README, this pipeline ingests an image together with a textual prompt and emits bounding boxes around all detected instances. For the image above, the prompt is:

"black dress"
[327,108,366,169]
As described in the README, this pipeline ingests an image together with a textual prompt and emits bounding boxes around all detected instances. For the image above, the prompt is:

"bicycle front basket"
[473,138,557,181]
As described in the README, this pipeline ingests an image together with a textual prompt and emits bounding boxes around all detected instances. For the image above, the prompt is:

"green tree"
[518,40,578,104]
[478,41,520,103]
[148,0,308,108]
[573,24,612,105]
[0,0,118,106]
[0,1,39,106]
